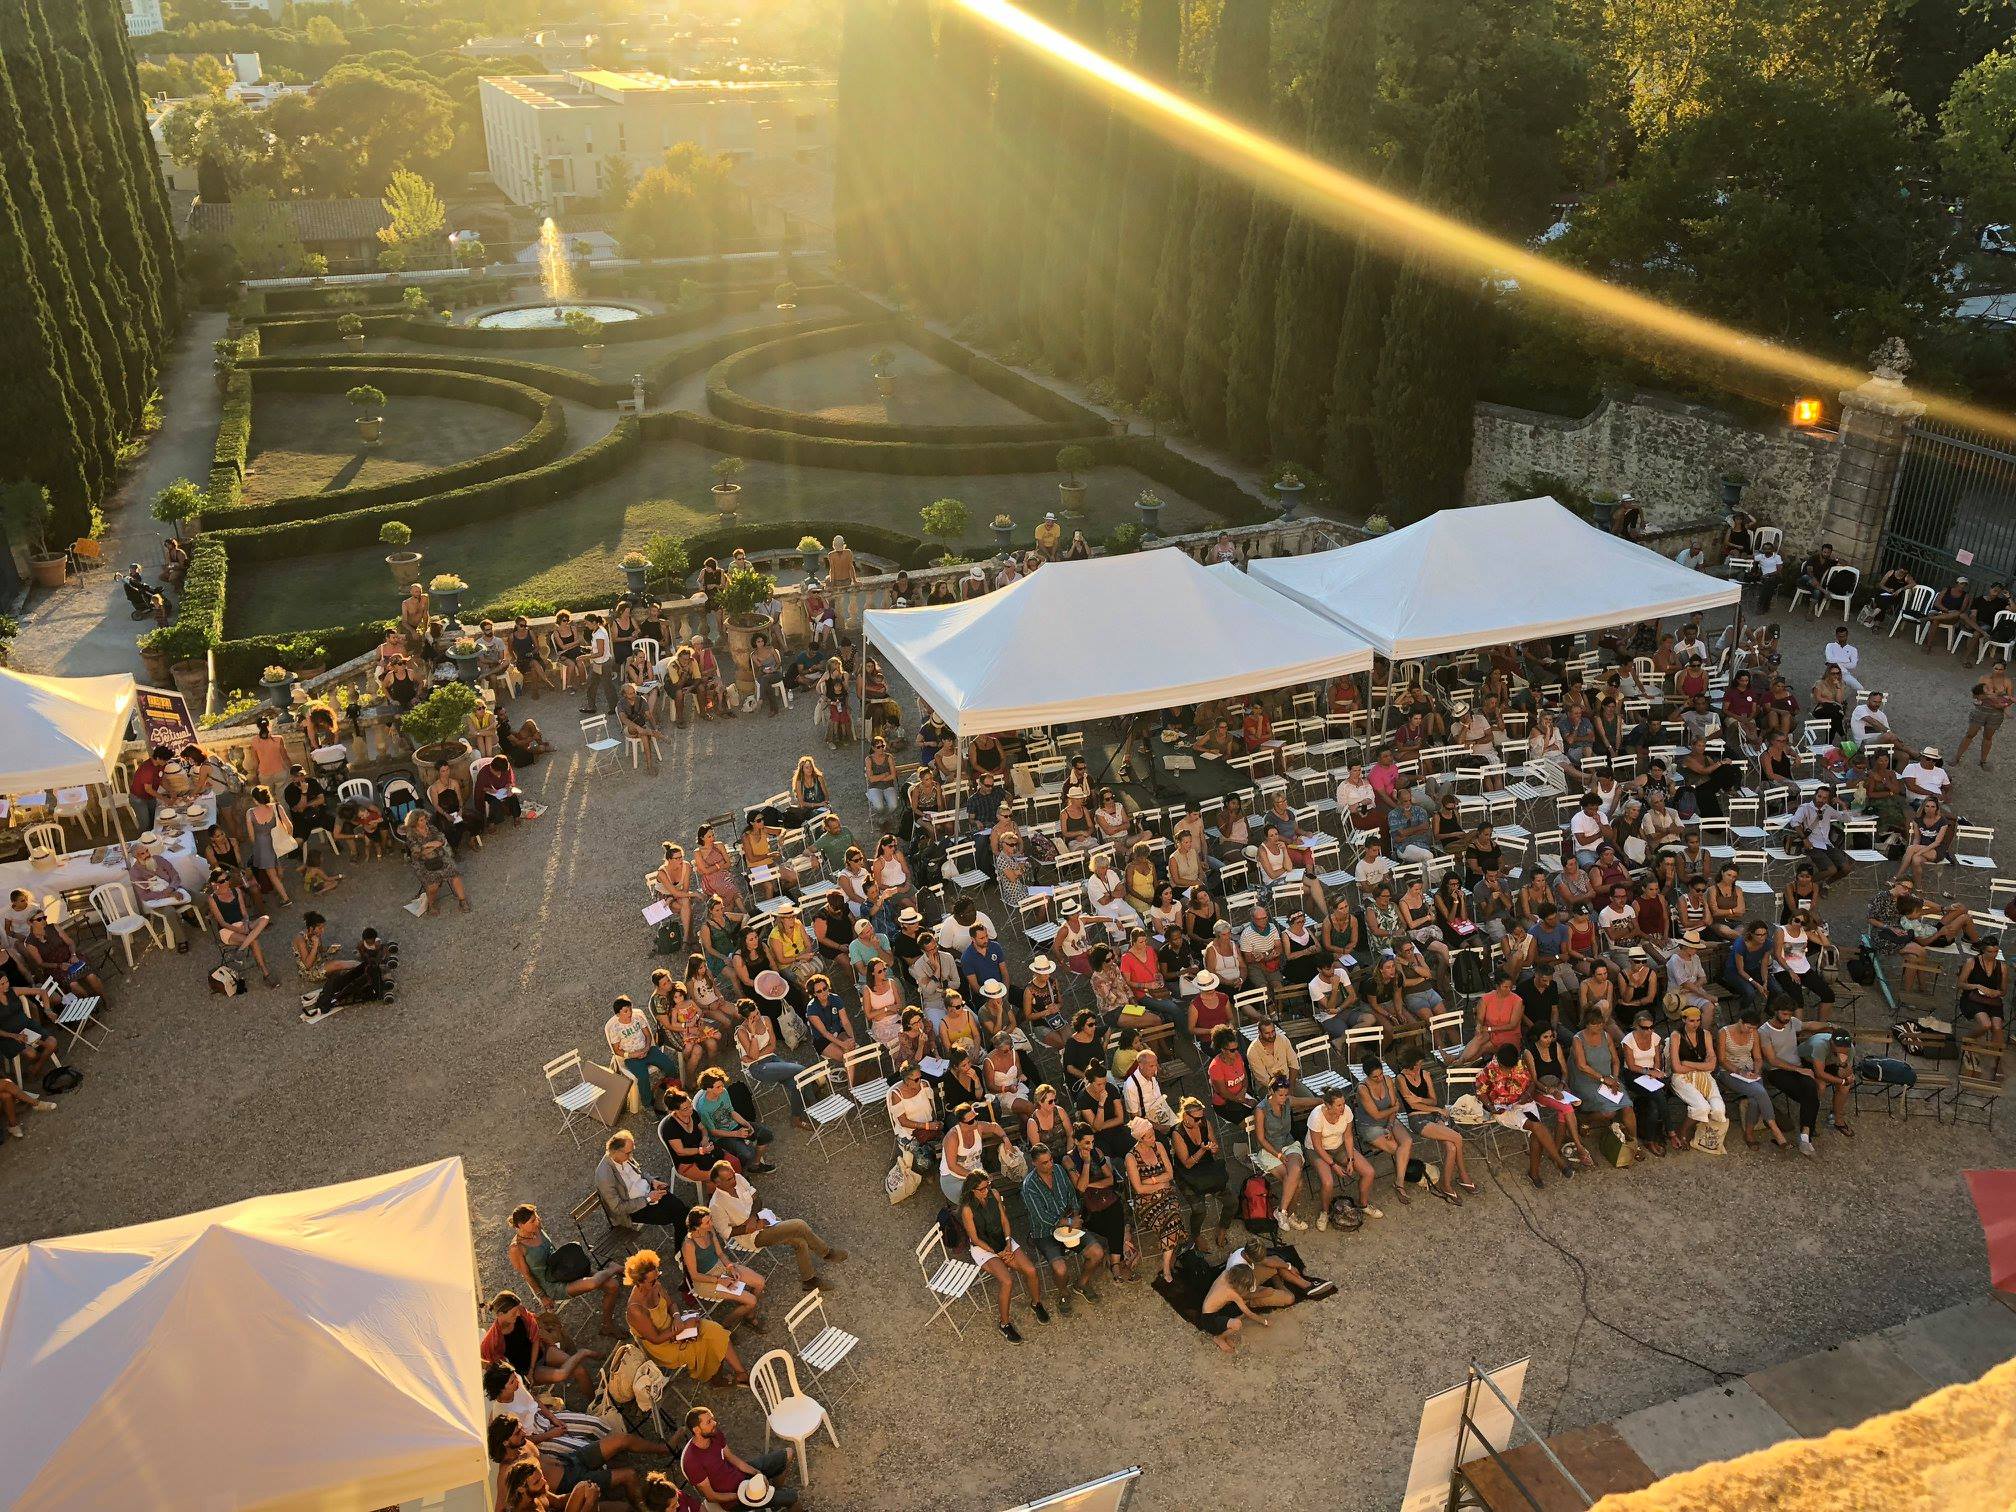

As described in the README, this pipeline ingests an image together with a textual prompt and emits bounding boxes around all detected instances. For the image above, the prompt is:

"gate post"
[1818,339,1924,573]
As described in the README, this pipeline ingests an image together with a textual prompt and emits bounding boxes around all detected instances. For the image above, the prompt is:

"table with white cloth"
[0,830,210,944]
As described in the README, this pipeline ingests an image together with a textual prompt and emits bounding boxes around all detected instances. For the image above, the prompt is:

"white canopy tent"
[0,1159,489,1512]
[1249,497,1742,660]
[863,550,1375,738]
[0,668,138,792]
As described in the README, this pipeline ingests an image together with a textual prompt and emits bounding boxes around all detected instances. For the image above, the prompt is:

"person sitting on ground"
[624,1251,747,1388]
[1196,1262,1274,1356]
[705,1160,846,1289]
[479,1290,598,1395]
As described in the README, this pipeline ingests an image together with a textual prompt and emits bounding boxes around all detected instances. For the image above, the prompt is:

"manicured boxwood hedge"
[212,417,643,563]
[209,366,568,529]
[704,320,1093,444]
[207,368,254,515]
[241,351,627,406]
[1113,435,1275,526]
[146,534,230,660]
[898,321,1108,429]
[638,316,860,401]
[214,619,389,694]
[253,311,411,349]
[261,284,410,314]
[646,409,1103,474]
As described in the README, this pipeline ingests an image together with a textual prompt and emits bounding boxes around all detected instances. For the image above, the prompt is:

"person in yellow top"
[623,1250,747,1385]
[1034,511,1062,559]
[764,901,819,986]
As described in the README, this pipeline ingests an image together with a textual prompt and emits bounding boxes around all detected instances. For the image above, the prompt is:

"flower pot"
[342,334,365,351]
[1274,480,1305,521]
[799,548,822,579]
[1135,500,1165,538]
[1109,417,1129,437]
[356,416,382,443]
[713,482,743,517]
[139,644,169,686]
[623,563,650,596]
[414,738,469,786]
[1058,480,1087,516]
[28,552,67,590]
[876,374,896,397]
[387,549,423,589]
[434,587,464,625]
[450,650,481,684]
[723,611,775,695]
[291,659,326,682]
[169,657,209,710]
[992,523,1015,549]
[1719,476,1745,508]
[260,674,292,712]
[584,343,605,367]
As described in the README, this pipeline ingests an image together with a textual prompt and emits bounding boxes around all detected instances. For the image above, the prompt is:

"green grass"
[242,392,534,505]
[734,340,1034,428]
[228,441,1210,635]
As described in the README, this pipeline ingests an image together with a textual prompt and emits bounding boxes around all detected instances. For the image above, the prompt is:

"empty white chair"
[88,882,165,969]
[795,1062,861,1158]
[41,975,106,1051]
[843,1043,892,1124]
[23,821,64,860]
[748,1349,839,1486]
[543,1050,604,1149]
[579,715,623,771]
[915,1225,989,1337]
[1889,583,1937,641]
[784,1289,863,1402]
[336,777,376,807]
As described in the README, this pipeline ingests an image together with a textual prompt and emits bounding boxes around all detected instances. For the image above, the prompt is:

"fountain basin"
[471,302,646,330]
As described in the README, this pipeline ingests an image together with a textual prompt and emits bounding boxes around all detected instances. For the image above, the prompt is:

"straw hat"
[981,979,1008,998]
[1192,970,1220,990]
[753,970,790,1002]
[1029,956,1056,975]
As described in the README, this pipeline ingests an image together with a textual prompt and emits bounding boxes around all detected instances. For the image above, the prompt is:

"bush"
[1106,523,1145,554]
[151,478,205,537]
[648,410,1103,476]
[274,632,327,670]
[402,287,431,314]
[242,350,627,406]
[380,520,412,546]
[347,385,387,412]
[214,370,252,475]
[920,497,970,544]
[151,535,228,659]
[563,310,604,343]
[620,549,649,569]
[796,534,824,552]
[429,572,467,591]
[401,681,479,748]
[1057,444,1093,481]
[644,533,689,585]
[716,563,776,620]
[712,456,746,486]
[335,314,365,338]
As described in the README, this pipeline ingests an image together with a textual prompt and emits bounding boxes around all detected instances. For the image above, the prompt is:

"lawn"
[241,392,534,506]
[228,439,1216,635]
[733,338,1036,428]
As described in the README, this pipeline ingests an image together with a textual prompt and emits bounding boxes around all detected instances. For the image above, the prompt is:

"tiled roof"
[186,197,391,242]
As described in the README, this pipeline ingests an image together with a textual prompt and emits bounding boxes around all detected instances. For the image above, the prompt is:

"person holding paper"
[1619,1011,1673,1154]
[1716,1007,1788,1148]
[681,1208,765,1329]
[1668,1003,1728,1151]
[705,1161,847,1289]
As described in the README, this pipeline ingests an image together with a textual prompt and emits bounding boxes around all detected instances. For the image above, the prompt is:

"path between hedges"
[11,311,231,678]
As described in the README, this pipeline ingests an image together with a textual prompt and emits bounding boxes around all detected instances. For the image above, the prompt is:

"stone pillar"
[1817,352,1925,574]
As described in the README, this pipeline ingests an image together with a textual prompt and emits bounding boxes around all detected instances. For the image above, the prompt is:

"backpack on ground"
[209,965,246,997]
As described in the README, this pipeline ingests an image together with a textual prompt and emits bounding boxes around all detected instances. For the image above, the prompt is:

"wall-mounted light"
[1790,396,1824,428]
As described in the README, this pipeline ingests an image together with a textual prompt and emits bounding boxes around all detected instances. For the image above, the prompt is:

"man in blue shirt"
[1530,904,1576,1000]
[1386,781,1436,864]
[959,923,1007,1000]
[1021,1144,1105,1312]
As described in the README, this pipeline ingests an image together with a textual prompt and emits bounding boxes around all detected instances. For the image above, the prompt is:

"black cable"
[1483,1153,1737,1437]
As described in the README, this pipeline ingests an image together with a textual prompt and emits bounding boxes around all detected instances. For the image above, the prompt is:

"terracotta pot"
[876,374,896,397]
[139,644,170,685]
[1058,480,1087,516]
[414,739,470,787]
[387,549,423,589]
[169,656,209,710]
[28,553,68,590]
[343,334,365,351]
[713,482,743,517]
[723,611,774,694]
[584,343,605,366]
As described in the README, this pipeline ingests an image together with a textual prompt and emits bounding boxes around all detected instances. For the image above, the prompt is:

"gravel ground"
[3,600,2011,1511]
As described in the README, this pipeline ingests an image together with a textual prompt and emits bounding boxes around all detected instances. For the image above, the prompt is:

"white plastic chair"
[1889,584,1937,642]
[23,821,64,860]
[88,882,165,969]
[1821,564,1861,620]
[337,777,376,807]
[1978,610,2016,667]
[543,1050,604,1149]
[749,1348,839,1487]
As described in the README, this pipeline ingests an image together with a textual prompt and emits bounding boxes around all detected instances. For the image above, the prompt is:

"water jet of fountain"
[537,218,577,304]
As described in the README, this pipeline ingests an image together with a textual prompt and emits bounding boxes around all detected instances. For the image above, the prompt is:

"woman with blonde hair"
[622,1249,746,1385]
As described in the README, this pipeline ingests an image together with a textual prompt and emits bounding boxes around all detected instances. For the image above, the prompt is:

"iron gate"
[1880,420,2016,587]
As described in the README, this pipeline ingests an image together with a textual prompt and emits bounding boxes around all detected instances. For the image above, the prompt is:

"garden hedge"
[704,320,1095,444]
[646,409,1101,474]
[261,284,408,314]
[210,417,643,563]
[1113,435,1276,526]
[252,310,411,349]
[206,366,568,529]
[898,321,1108,429]
[241,351,627,405]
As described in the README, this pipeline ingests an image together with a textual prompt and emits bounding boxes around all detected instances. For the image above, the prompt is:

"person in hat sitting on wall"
[1034,511,1062,558]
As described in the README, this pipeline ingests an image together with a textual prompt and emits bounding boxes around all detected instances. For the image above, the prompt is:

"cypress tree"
[1105,0,1180,396]
[924,4,993,319]
[1321,235,1394,509]
[1370,91,1488,522]
[981,0,1070,341]
[1223,188,1291,461]
[1267,0,1381,466]
[1012,0,1073,350]
[833,0,883,285]
[1033,0,1113,373]
[883,0,935,300]
[1143,161,1195,405]
[1177,0,1271,441]
[2,0,138,437]
[82,0,179,331]
[0,60,93,532]
[1077,101,1126,382]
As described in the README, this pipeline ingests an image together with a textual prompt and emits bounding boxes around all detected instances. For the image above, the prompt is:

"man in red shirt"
[678,1405,797,1507]
[130,744,169,829]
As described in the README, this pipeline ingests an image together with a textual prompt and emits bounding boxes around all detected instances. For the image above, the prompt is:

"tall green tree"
[1012,0,1075,348]
[377,167,448,269]
[1034,0,1114,372]
[1267,0,1381,467]
[1223,188,1291,461]
[1106,0,1181,395]
[922,3,994,317]
[1176,0,1272,439]
[832,0,880,281]
[1143,161,1196,404]
[1322,165,1404,506]
[84,0,182,331]
[1371,92,1489,521]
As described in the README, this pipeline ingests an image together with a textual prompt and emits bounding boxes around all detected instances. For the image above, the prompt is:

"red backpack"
[1240,1174,1272,1222]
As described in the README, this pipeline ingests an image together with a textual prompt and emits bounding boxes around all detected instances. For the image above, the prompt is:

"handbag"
[270,827,300,858]
[1598,1121,1636,1167]
[886,1157,923,1204]
[997,1142,1029,1183]
[776,1006,810,1049]
[546,1240,594,1284]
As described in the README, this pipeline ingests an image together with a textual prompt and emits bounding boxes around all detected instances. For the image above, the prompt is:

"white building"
[478,68,833,215]
[122,0,164,37]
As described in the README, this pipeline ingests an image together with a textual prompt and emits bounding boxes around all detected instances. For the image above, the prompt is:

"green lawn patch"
[241,392,534,506]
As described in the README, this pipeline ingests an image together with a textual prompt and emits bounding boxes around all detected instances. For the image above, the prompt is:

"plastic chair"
[88,882,166,969]
[23,821,64,860]
[748,1348,839,1488]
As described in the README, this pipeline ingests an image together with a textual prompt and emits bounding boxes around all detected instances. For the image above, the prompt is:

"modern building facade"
[478,68,833,215]
[122,0,164,37]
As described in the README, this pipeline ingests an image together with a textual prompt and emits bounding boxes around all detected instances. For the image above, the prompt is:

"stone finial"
[1868,338,1912,383]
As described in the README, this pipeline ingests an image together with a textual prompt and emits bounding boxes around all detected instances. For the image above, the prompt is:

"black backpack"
[935,1202,966,1255]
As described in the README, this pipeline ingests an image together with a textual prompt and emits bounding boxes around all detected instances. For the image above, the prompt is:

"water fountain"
[470,217,646,330]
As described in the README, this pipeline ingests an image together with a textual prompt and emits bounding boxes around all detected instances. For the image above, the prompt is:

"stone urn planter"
[414,738,469,787]
[1134,494,1165,537]
[342,333,366,352]
[449,642,482,684]
[713,482,743,519]
[991,517,1016,550]
[584,343,605,367]
[723,612,774,696]
[1273,478,1306,521]
[139,643,170,686]
[356,416,382,443]
[623,561,650,596]
[799,544,822,578]
[876,374,896,397]
[28,552,67,590]
[386,549,422,589]
[433,586,464,624]
[1058,480,1087,516]
[169,657,209,709]
[260,671,293,714]
[1720,473,1747,508]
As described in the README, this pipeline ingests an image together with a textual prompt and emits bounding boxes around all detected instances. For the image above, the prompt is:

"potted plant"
[1106,522,1145,555]
[448,634,483,683]
[276,631,328,680]
[920,496,971,556]
[990,513,1016,549]
[711,456,746,516]
[160,622,211,707]
[2,482,66,591]
[259,662,292,708]
[336,312,366,350]
[797,534,825,578]
[715,562,778,693]
[1719,470,1748,508]
[348,384,387,443]
[1271,464,1307,521]
[151,477,206,541]
[644,532,689,589]
[773,280,798,314]
[380,520,421,588]
[1134,489,1165,536]
[400,681,479,783]
[620,549,651,596]
[565,309,606,366]
[136,627,170,685]
[401,286,431,316]
[871,346,897,398]
[429,571,468,626]
[1363,513,1393,536]
[1056,444,1093,516]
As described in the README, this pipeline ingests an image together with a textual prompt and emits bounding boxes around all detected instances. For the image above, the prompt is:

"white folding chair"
[943,840,988,893]
[1427,1009,1468,1062]
[88,882,165,969]
[785,1289,863,1403]
[543,1050,604,1149]
[1730,849,1778,897]
[1951,825,1996,886]
[915,1225,989,1337]
[795,1061,861,1158]
[1295,1035,1348,1097]
[579,715,623,771]
[843,1043,893,1126]
[40,975,106,1051]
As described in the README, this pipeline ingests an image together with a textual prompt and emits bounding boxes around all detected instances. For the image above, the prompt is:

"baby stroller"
[379,772,423,826]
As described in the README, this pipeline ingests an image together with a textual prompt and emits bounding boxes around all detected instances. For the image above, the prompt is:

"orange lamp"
[1790,396,1824,427]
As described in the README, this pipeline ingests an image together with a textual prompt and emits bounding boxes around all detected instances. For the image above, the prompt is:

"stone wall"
[1467,389,1841,545]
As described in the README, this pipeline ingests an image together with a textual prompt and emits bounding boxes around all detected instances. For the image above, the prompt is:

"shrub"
[201,690,264,729]
[1270,463,1306,488]
[335,314,365,338]
[920,497,970,544]
[347,385,387,412]
[401,287,431,314]
[1057,444,1093,482]
[429,572,467,591]
[151,478,206,538]
[214,370,252,474]
[716,563,776,621]
[0,613,19,654]
[380,521,412,546]
[563,310,605,343]
[261,663,289,682]
[870,346,895,374]
[643,533,689,585]
[1363,514,1394,535]
[1107,523,1145,554]
[990,513,1014,530]
[401,681,479,748]
[620,549,649,569]
[274,632,327,670]
[711,456,746,487]
[796,534,824,552]
[242,350,626,405]
[450,635,481,656]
